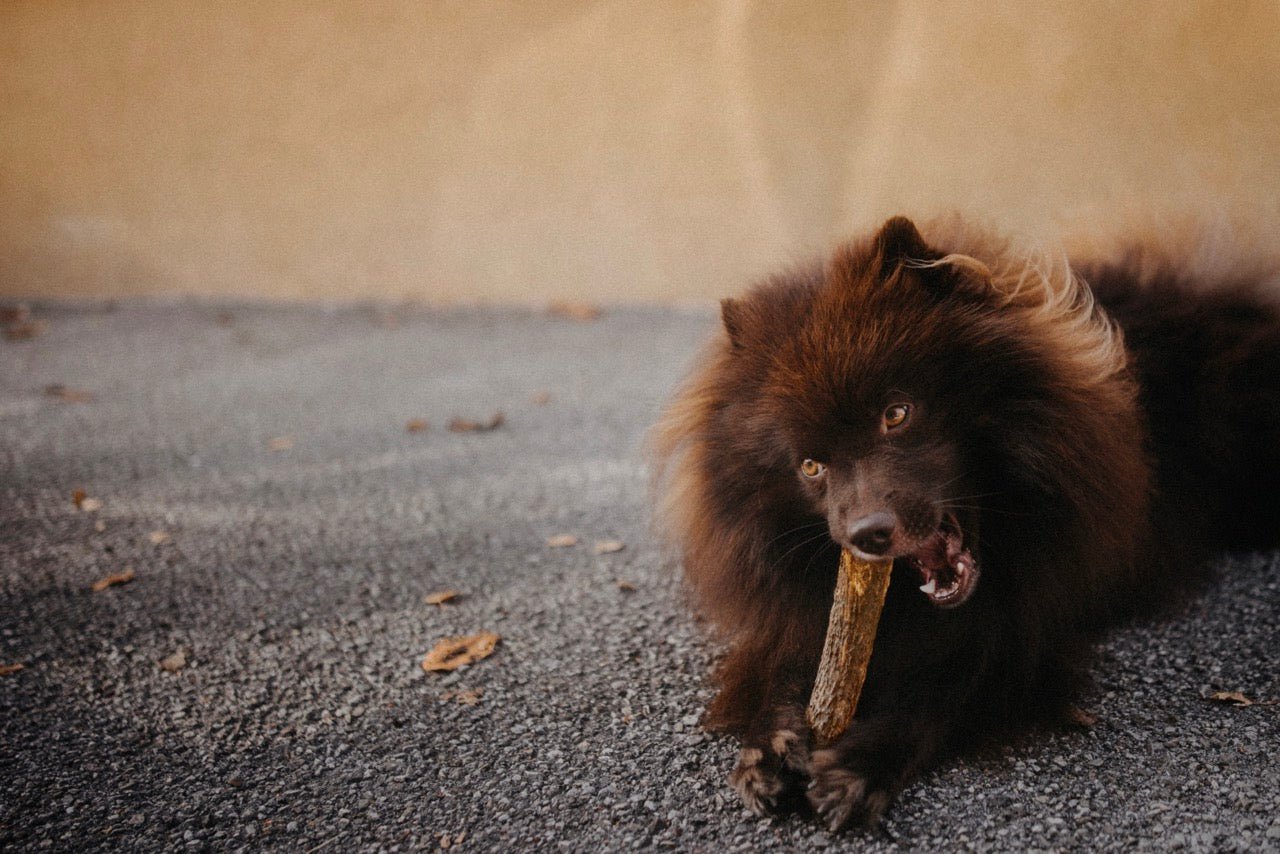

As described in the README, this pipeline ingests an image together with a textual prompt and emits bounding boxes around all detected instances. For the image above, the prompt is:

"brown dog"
[653,215,1280,830]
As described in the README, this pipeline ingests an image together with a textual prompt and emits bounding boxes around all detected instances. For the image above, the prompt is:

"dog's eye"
[800,459,827,479]
[883,404,912,431]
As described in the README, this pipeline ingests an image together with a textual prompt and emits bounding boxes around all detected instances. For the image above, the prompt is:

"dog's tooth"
[919,579,937,595]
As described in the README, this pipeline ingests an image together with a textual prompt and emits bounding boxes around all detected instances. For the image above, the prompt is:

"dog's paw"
[728,729,809,816]
[806,748,891,831]
[729,747,783,815]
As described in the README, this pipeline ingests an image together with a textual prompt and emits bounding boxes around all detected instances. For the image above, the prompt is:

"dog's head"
[719,217,1021,607]
[660,214,1147,615]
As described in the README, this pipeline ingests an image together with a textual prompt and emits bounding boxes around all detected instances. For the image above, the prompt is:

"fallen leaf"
[422,632,500,673]
[548,301,602,321]
[159,650,187,673]
[91,568,135,592]
[616,580,637,592]
[546,534,578,548]
[425,589,461,606]
[1209,691,1249,706]
[0,304,31,324]
[72,489,87,509]
[45,384,96,403]
[1066,705,1097,728]
[406,418,430,433]
[148,530,171,545]
[80,497,103,513]
[3,320,46,340]
[531,390,552,406]
[441,688,484,706]
[268,436,294,451]
[594,540,625,555]
[94,519,106,532]
[214,311,236,326]
[447,412,504,433]
[0,663,24,677]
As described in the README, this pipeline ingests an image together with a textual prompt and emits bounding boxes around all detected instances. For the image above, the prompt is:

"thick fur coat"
[651,216,1280,830]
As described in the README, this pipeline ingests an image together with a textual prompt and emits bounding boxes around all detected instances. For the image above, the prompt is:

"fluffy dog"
[652,215,1280,830]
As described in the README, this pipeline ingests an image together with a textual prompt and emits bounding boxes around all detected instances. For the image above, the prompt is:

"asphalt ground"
[1,302,1277,852]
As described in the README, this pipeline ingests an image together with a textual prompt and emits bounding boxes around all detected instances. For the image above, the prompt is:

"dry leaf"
[4,320,46,340]
[159,650,187,673]
[425,589,461,606]
[422,632,500,673]
[1066,705,1098,728]
[531,390,552,406]
[80,497,103,513]
[406,418,430,433]
[448,412,505,433]
[616,580,637,592]
[45,384,96,403]
[72,489,87,509]
[0,663,24,677]
[594,540,625,555]
[0,304,31,324]
[214,310,236,326]
[268,436,294,451]
[441,688,484,706]
[548,301,602,321]
[91,568,135,592]
[546,534,578,548]
[1209,691,1254,707]
[148,530,171,545]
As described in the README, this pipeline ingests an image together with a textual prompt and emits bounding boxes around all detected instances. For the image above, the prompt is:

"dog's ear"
[872,216,934,280]
[870,216,991,296]
[721,298,745,349]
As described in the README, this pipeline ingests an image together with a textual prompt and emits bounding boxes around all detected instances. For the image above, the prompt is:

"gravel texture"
[2,302,1278,852]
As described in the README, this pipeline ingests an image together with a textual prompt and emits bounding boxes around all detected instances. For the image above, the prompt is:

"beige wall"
[3,1,1280,302]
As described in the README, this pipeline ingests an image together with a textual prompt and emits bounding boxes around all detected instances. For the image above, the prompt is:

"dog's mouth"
[903,512,980,608]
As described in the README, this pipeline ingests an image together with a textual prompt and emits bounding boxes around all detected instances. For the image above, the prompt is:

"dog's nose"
[848,512,897,557]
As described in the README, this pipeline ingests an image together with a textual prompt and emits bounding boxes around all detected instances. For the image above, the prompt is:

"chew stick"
[806,549,893,745]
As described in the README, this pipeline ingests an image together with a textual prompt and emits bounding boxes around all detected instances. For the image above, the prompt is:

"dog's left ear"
[872,216,934,280]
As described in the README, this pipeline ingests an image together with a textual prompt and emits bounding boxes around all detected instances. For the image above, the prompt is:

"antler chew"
[806,550,893,745]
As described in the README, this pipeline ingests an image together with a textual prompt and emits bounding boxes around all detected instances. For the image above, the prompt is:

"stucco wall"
[3,1,1279,302]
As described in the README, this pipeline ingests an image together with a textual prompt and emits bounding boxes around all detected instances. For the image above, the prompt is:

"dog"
[652,215,1280,830]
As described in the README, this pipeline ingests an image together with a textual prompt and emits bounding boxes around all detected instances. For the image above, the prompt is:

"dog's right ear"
[721,298,745,349]
[872,216,934,280]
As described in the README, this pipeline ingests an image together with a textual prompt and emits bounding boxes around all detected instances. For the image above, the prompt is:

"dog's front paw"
[728,728,809,815]
[806,748,891,831]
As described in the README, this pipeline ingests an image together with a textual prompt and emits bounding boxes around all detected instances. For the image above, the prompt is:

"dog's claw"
[806,748,892,831]
[728,727,811,816]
